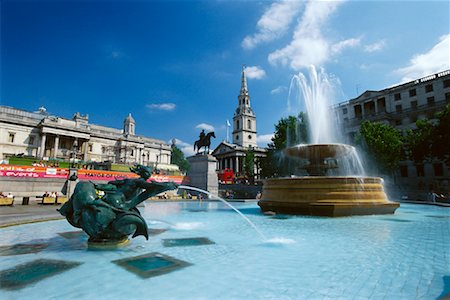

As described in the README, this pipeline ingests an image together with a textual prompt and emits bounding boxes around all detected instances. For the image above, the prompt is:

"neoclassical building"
[0,106,175,170]
[334,70,450,197]
[212,67,267,179]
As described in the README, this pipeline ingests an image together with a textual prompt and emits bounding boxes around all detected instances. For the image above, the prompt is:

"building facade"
[213,67,266,180]
[334,70,450,198]
[0,106,175,170]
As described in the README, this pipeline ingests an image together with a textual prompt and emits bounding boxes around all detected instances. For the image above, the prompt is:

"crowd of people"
[42,191,59,198]
[0,191,14,198]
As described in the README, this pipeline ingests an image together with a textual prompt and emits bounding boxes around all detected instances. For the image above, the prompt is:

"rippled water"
[1,202,449,299]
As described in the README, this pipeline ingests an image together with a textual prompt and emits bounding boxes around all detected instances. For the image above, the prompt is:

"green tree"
[170,145,190,173]
[405,119,434,163]
[260,113,309,178]
[243,149,255,183]
[430,103,450,166]
[356,121,404,173]
[406,103,450,166]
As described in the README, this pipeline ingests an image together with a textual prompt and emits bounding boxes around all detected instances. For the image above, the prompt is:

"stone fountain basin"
[258,176,399,217]
[284,143,354,160]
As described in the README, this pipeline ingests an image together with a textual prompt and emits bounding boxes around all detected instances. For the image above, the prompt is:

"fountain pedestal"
[259,176,399,217]
[258,144,399,217]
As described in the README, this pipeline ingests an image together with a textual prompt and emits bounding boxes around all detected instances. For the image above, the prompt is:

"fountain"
[58,164,178,248]
[258,66,399,216]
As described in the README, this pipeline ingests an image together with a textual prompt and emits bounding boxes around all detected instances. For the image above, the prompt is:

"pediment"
[211,142,236,156]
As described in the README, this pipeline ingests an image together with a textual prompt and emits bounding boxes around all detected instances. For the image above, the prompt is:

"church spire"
[240,65,248,96]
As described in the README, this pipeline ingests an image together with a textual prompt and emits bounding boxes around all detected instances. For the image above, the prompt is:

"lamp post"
[71,140,78,168]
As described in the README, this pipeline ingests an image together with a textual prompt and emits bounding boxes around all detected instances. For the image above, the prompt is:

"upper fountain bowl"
[283,143,355,160]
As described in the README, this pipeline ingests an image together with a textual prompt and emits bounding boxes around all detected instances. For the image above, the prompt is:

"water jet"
[258,66,399,216]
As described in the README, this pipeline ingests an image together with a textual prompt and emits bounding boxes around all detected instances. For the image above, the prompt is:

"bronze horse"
[194,132,216,154]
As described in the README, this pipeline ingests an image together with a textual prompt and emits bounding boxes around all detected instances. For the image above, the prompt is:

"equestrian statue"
[194,130,216,154]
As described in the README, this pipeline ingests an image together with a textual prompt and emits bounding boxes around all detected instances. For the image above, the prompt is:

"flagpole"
[226,120,230,143]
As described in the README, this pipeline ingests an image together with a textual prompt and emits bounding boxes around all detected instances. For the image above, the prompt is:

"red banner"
[0,165,187,184]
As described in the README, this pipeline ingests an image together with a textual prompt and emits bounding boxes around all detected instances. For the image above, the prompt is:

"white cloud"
[364,40,386,53]
[172,138,195,157]
[268,0,346,70]
[395,34,450,82]
[242,0,303,50]
[257,134,274,147]
[245,66,266,79]
[331,38,361,55]
[146,103,176,111]
[271,85,287,95]
[195,123,215,132]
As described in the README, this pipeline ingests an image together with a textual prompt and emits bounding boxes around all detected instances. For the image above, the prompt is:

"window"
[342,108,348,114]
[29,136,35,145]
[236,120,240,129]
[400,165,408,177]
[354,105,362,119]
[235,135,239,140]
[409,89,416,97]
[130,149,134,156]
[377,98,386,112]
[416,164,424,177]
[446,92,450,102]
[396,104,402,112]
[427,96,435,105]
[425,84,433,93]
[394,93,401,100]
[411,100,418,109]
[364,101,375,116]
[433,163,443,177]
[88,144,93,152]
[444,79,450,88]
[248,135,252,140]
[247,120,251,129]
[8,132,15,143]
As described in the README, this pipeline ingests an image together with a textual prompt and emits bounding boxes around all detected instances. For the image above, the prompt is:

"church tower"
[123,113,136,136]
[232,66,257,148]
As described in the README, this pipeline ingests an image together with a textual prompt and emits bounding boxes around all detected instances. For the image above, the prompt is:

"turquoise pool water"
[1,202,449,299]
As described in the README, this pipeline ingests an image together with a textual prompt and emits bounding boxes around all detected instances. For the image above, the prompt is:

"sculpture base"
[258,176,399,217]
[87,237,130,250]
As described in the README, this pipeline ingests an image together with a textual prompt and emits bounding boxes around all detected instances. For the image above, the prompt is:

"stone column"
[83,140,88,161]
[53,135,59,158]
[40,133,47,158]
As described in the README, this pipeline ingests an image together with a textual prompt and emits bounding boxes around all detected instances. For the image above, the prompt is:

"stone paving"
[0,200,63,227]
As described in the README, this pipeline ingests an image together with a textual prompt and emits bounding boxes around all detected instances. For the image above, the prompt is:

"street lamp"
[71,140,78,168]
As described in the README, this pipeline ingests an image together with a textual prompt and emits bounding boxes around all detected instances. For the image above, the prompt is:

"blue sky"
[1,0,449,156]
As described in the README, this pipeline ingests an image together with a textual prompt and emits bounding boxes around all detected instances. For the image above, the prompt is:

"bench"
[56,197,68,205]
[40,197,56,205]
[0,197,14,206]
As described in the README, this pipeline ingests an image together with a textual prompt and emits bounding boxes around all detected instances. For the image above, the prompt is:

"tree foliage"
[260,113,309,178]
[406,103,450,166]
[170,145,190,173]
[243,149,255,183]
[356,121,404,173]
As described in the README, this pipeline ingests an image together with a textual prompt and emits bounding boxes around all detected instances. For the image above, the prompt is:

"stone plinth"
[187,154,218,196]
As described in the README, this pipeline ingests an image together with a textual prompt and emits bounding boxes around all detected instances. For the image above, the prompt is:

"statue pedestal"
[187,154,218,196]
